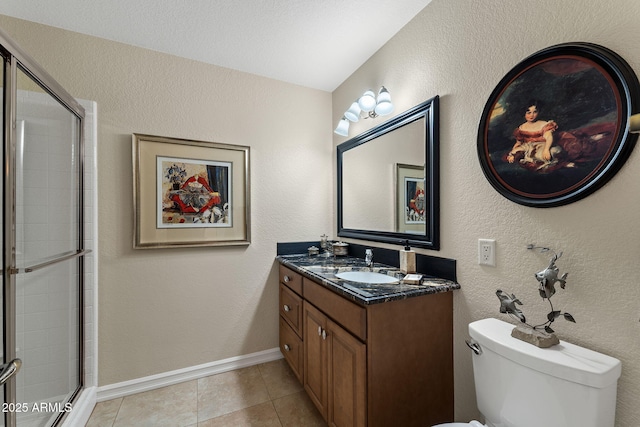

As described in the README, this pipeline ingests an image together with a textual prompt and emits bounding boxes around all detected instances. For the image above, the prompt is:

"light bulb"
[376,86,391,103]
[358,90,376,112]
[334,117,349,136]
[374,100,394,116]
[374,86,393,116]
[344,102,361,122]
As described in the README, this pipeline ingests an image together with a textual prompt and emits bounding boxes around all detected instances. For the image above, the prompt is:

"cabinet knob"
[322,330,327,340]
[284,275,291,283]
[283,304,291,312]
[284,344,291,352]
[318,326,322,336]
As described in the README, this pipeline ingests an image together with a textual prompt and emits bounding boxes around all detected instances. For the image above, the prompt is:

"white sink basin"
[335,271,398,284]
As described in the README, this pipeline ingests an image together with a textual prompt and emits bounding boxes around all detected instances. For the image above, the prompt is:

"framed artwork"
[477,42,640,207]
[396,163,425,233]
[133,134,250,248]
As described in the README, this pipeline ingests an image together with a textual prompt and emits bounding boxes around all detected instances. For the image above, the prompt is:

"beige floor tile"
[257,359,303,400]
[85,361,327,427]
[197,402,282,427]
[272,390,326,427]
[113,380,198,427]
[85,398,123,427]
[197,366,271,422]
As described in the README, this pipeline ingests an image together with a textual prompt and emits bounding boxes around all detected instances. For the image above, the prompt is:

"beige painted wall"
[0,15,333,386]
[333,0,640,425]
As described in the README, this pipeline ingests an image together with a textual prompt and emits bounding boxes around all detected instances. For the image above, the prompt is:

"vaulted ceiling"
[0,0,432,91]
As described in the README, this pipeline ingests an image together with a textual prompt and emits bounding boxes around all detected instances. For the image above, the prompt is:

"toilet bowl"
[433,421,485,427]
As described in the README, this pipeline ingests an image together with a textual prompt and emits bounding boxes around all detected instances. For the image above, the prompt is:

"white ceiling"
[0,0,432,92]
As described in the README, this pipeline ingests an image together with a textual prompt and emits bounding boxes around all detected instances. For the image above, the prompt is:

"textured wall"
[333,0,640,425]
[0,15,333,386]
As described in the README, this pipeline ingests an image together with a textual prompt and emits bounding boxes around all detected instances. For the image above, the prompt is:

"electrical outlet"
[478,239,496,266]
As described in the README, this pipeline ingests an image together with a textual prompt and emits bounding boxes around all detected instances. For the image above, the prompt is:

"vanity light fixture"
[334,86,394,136]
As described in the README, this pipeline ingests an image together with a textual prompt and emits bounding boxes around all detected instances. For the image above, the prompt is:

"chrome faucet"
[365,249,373,268]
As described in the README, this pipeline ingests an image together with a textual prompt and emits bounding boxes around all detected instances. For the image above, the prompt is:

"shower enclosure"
[1,29,87,426]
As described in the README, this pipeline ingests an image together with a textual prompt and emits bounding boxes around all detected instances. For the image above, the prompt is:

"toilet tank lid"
[469,318,621,389]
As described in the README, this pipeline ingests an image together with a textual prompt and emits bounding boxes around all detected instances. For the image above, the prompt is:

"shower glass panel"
[10,66,81,426]
[1,52,5,427]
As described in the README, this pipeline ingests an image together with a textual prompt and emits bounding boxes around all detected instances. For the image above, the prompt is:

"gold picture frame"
[132,133,250,248]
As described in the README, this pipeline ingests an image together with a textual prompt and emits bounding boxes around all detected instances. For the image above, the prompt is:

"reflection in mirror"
[337,96,439,249]
[342,119,425,233]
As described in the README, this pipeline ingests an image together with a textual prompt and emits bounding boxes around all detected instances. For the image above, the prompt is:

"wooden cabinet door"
[303,301,328,420]
[327,319,366,427]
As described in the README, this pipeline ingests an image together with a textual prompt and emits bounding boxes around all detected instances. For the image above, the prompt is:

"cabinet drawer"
[280,283,303,336]
[303,278,366,341]
[280,316,304,383]
[280,265,303,295]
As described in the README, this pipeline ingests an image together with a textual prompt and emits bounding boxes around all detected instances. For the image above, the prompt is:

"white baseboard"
[96,347,283,402]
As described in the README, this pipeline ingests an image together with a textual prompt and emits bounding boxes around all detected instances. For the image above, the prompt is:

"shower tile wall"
[80,97,97,392]
[13,91,96,407]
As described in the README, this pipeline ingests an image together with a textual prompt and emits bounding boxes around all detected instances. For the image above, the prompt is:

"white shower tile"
[48,292,69,311]
[49,153,73,172]
[23,151,48,174]
[21,188,48,207]
[23,224,48,242]
[24,329,48,350]
[24,293,48,314]
[47,170,76,190]
[22,206,48,224]
[22,312,49,333]
[21,345,49,367]
[47,188,73,205]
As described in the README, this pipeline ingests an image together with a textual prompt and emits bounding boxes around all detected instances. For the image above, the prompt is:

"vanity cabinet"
[304,299,367,427]
[278,264,454,427]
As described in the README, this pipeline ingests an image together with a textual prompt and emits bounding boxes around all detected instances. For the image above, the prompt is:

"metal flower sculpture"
[497,245,575,334]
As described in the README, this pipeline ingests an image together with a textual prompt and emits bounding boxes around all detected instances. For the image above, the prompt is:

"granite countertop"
[276,253,460,306]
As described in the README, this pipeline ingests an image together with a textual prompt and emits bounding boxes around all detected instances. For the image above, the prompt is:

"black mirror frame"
[337,95,440,250]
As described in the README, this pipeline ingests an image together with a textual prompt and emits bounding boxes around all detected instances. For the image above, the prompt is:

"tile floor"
[85,359,326,427]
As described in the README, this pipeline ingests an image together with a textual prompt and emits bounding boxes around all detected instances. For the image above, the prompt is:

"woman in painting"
[506,100,562,170]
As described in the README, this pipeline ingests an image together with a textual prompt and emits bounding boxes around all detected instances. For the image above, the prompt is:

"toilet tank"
[469,318,621,427]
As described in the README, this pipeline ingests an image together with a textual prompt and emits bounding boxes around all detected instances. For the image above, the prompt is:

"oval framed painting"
[477,42,640,207]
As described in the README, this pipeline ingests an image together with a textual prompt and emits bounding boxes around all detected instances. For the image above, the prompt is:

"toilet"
[434,317,621,427]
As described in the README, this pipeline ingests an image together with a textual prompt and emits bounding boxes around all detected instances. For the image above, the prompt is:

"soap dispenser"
[399,240,416,274]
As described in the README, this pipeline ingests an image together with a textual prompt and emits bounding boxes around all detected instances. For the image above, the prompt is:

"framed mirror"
[337,95,439,250]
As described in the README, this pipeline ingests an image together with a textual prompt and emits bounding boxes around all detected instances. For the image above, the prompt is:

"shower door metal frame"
[1,27,87,427]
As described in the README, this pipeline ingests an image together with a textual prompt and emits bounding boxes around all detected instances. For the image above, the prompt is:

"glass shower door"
[11,66,83,427]
[1,49,5,427]
[1,26,86,427]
